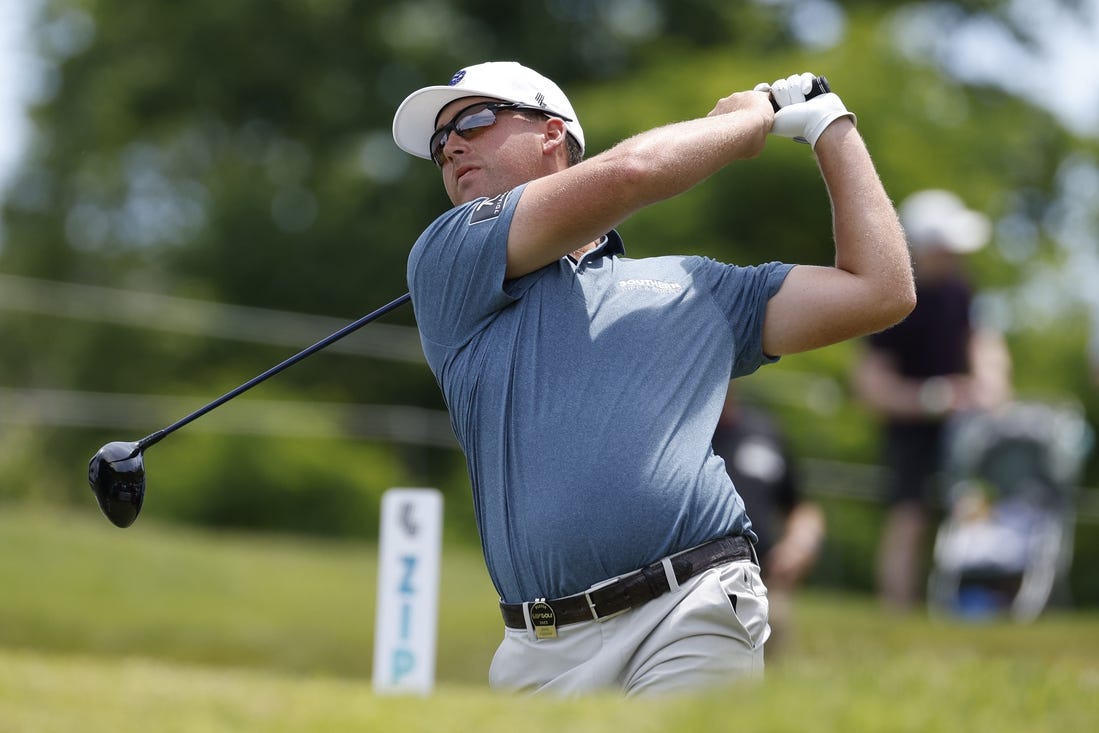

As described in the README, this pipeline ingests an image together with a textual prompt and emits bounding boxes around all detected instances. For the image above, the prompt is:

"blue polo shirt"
[408,183,793,602]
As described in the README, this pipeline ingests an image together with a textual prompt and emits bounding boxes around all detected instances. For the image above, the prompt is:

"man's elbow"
[880,281,917,329]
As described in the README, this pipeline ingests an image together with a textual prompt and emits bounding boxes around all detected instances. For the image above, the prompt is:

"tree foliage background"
[1,0,1097,594]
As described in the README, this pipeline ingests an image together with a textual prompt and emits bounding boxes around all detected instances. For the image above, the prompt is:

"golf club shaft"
[136,292,412,452]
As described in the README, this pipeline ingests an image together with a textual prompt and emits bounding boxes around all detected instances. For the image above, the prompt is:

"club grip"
[770,75,831,112]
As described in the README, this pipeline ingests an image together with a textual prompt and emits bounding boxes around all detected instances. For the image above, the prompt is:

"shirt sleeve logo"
[468,192,508,224]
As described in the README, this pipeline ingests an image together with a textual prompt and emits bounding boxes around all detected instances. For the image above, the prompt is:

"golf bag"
[927,401,1093,621]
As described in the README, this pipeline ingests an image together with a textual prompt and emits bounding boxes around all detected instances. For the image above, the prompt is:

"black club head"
[87,441,146,528]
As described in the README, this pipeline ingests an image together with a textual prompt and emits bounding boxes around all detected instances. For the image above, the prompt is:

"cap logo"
[448,69,467,87]
[534,92,546,108]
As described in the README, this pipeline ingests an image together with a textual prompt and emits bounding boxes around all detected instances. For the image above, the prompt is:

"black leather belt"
[500,534,755,631]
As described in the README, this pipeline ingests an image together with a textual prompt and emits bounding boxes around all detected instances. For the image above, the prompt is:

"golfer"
[392,62,914,696]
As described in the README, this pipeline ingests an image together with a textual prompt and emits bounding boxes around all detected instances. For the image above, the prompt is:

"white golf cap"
[392,61,585,161]
[899,189,991,253]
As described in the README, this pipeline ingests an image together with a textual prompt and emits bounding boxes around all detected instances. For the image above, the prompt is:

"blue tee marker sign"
[372,488,443,695]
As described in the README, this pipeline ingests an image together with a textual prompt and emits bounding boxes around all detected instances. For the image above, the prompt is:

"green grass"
[0,505,500,681]
[2,504,1098,732]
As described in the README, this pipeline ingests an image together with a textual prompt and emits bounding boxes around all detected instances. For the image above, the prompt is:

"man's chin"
[456,184,506,206]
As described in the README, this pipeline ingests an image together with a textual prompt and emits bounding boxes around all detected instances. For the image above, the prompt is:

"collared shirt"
[408,183,793,602]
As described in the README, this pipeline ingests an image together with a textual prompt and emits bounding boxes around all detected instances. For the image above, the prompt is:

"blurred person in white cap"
[852,189,1012,612]
[393,61,915,696]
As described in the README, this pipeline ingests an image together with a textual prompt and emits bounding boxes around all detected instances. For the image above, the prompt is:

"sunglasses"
[429,102,570,167]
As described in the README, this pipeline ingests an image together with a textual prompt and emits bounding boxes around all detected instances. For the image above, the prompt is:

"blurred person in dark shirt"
[852,190,1012,611]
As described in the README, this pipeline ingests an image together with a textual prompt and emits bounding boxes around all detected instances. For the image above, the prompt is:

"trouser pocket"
[721,562,770,649]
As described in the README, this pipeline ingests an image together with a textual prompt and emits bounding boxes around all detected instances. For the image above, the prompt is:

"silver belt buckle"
[582,574,629,622]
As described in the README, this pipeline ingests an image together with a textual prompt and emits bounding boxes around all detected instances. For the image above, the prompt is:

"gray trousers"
[489,559,770,697]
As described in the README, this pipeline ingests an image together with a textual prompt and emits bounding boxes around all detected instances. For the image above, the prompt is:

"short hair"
[565,134,583,166]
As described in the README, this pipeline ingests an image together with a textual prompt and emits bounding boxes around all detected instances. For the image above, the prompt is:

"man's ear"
[542,116,569,157]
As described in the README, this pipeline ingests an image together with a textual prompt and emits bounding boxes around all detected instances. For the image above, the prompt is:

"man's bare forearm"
[816,120,915,329]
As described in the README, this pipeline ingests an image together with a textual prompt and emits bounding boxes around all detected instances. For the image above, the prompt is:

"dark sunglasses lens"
[454,107,498,135]
[430,105,501,165]
[429,120,456,165]
[430,129,448,165]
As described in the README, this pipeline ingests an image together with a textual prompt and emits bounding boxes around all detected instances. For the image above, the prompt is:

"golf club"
[88,291,412,528]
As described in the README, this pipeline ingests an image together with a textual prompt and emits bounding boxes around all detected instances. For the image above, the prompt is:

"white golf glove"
[754,72,855,148]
